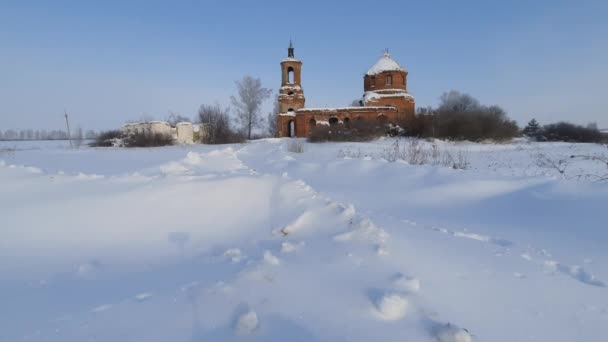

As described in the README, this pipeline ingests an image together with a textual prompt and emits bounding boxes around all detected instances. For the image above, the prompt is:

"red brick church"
[276,42,415,138]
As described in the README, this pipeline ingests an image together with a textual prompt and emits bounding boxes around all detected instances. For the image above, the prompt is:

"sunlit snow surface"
[1,138,607,341]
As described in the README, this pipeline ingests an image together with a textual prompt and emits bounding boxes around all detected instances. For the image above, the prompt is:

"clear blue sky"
[1,0,607,131]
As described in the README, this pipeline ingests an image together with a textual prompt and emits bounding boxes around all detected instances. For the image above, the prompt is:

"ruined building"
[276,43,415,137]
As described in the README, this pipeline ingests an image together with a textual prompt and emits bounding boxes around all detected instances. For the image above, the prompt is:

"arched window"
[288,91,294,96]
[288,108,294,113]
[329,117,339,126]
[386,75,393,86]
[287,67,294,83]
[370,76,376,88]
[343,117,351,128]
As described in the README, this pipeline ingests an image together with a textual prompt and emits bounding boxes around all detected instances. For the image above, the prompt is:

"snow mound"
[334,218,388,246]
[159,161,190,174]
[281,211,316,235]
[373,294,409,321]
[160,148,246,175]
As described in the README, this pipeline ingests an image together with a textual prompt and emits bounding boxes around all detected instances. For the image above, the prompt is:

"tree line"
[0,128,98,141]
[522,119,606,143]
[311,90,607,143]
[197,75,273,144]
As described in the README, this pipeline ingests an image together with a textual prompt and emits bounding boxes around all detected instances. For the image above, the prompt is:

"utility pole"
[64,110,73,148]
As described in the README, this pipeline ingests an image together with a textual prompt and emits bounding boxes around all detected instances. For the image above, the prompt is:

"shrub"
[198,104,246,144]
[91,130,122,147]
[399,92,519,141]
[380,138,470,169]
[123,130,173,148]
[431,104,519,141]
[542,122,605,143]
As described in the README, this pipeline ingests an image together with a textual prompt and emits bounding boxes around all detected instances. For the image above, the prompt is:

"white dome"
[366,52,405,76]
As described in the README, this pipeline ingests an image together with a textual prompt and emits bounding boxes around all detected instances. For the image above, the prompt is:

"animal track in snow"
[407,219,607,288]
[452,231,513,247]
[408,220,513,249]
[544,261,606,287]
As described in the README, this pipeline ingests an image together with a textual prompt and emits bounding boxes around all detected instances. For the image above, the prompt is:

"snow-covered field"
[1,138,607,341]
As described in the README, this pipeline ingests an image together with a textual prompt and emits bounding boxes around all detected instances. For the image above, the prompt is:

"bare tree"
[230,76,272,139]
[73,125,84,149]
[167,111,192,126]
[197,103,244,144]
[267,96,279,137]
[85,130,98,140]
[438,90,481,112]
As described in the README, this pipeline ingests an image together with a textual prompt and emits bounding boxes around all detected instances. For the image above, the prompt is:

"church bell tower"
[278,41,305,114]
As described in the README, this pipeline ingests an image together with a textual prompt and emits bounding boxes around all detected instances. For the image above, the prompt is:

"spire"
[288,40,294,58]
[384,48,390,58]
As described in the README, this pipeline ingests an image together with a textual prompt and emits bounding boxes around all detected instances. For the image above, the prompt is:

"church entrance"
[288,120,295,137]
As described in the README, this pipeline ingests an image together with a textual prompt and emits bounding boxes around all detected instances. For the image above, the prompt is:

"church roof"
[366,52,405,76]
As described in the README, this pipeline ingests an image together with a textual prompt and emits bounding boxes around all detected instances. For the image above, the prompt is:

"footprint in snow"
[544,261,606,287]
[367,289,410,321]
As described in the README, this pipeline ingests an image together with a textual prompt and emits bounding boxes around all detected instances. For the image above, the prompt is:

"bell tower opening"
[277,41,307,137]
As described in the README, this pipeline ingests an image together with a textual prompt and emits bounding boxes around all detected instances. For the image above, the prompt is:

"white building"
[122,121,208,144]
